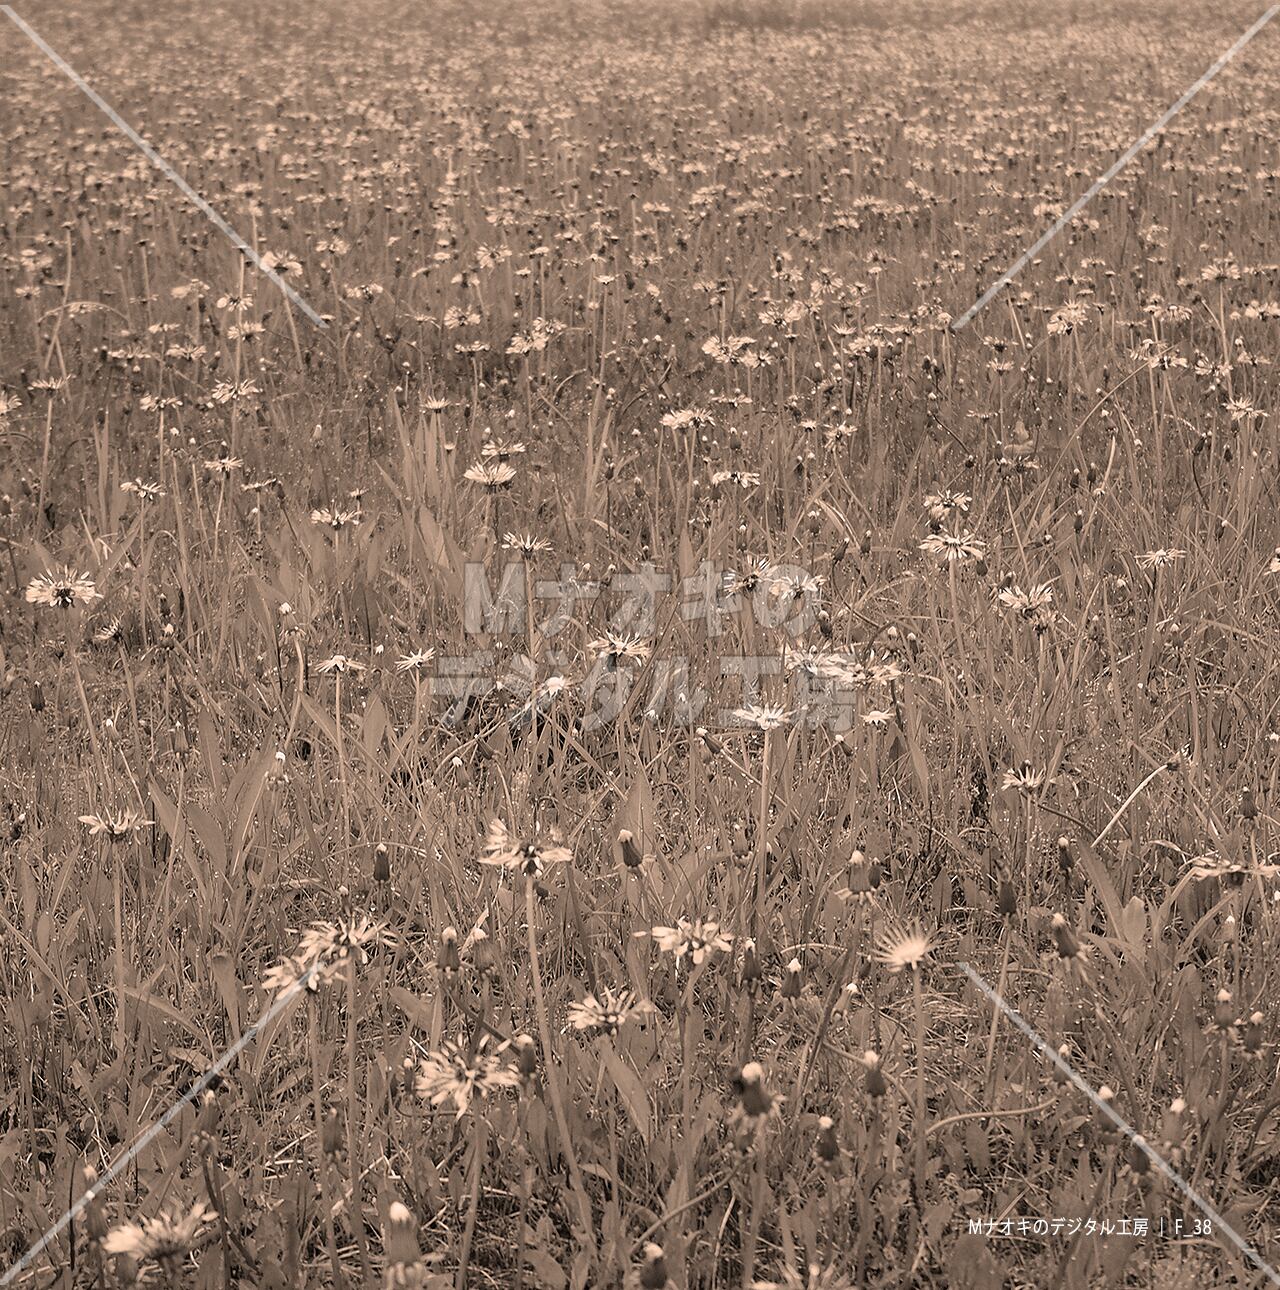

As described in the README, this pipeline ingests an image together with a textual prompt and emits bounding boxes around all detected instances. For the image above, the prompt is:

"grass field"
[2,1,1280,1285]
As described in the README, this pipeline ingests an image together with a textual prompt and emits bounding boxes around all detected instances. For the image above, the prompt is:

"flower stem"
[524,880,596,1255]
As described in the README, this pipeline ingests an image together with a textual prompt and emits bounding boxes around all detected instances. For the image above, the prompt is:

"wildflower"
[481,818,572,876]
[79,810,151,841]
[25,567,102,609]
[1185,852,1277,884]
[395,649,435,673]
[862,1049,887,1098]
[315,654,367,675]
[752,1264,858,1290]
[202,454,244,476]
[734,703,791,731]
[566,987,649,1036]
[415,1035,521,1118]
[919,530,985,563]
[93,618,124,645]
[263,915,393,994]
[502,532,551,556]
[997,582,1056,631]
[464,461,517,490]
[480,438,526,460]
[648,917,733,966]
[310,504,362,530]
[724,558,775,596]
[101,1201,212,1267]
[1002,762,1047,795]
[862,708,894,729]
[923,487,972,523]
[121,478,165,501]
[874,923,936,973]
[1136,548,1187,571]
[589,631,652,668]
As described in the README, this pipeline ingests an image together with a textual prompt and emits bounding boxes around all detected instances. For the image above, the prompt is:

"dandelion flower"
[25,567,102,610]
[566,987,649,1036]
[102,1201,212,1267]
[414,1036,521,1118]
[481,818,572,876]
[874,923,936,973]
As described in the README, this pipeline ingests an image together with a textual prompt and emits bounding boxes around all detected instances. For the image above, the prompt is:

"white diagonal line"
[0,966,317,1286]
[1,6,328,328]
[959,962,1280,1286]
[951,5,1279,331]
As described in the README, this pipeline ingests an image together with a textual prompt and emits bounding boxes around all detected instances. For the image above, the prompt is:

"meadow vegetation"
[1,1,1279,1285]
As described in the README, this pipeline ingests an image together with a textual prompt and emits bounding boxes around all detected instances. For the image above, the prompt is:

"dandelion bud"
[1241,786,1257,821]
[1240,1011,1264,1058]
[780,957,803,1000]
[633,475,645,499]
[372,842,391,883]
[1126,1136,1151,1175]
[860,529,873,555]
[514,1033,538,1079]
[739,938,763,990]
[732,824,751,858]
[1073,508,1084,533]
[817,609,833,639]
[471,929,498,977]
[1056,835,1074,875]
[81,1165,107,1242]
[1213,988,1235,1030]
[437,927,461,977]
[862,1050,887,1099]
[383,1200,421,1269]
[639,1242,670,1289]
[161,622,177,649]
[452,756,471,788]
[617,828,644,870]
[30,680,44,713]
[975,556,988,576]
[1092,1086,1117,1132]
[997,877,1018,919]
[832,537,848,563]
[321,1105,344,1159]
[1051,912,1083,961]
[1051,1043,1072,1086]
[736,1062,773,1118]
[698,726,722,756]
[816,1115,839,1164]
